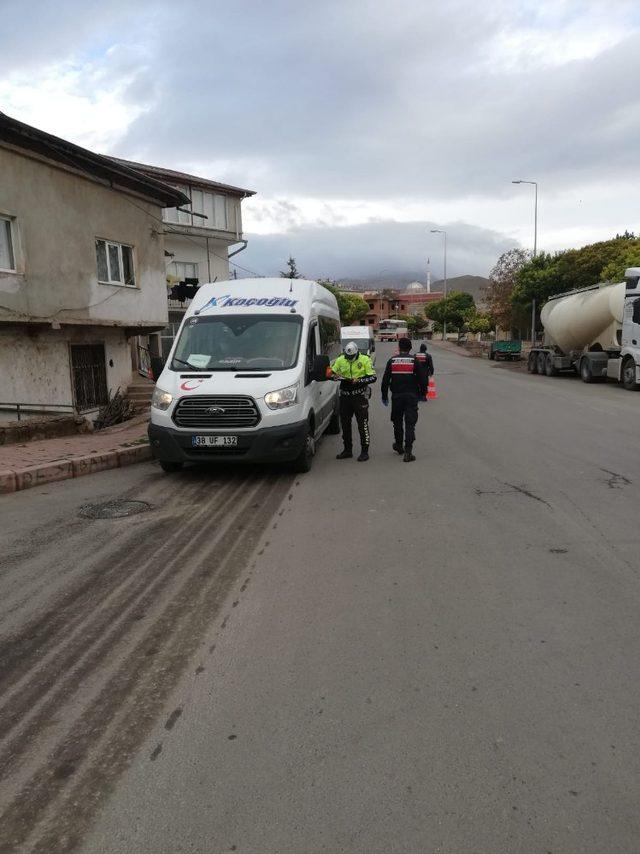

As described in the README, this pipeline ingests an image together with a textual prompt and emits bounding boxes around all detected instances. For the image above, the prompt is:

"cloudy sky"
[2,0,640,280]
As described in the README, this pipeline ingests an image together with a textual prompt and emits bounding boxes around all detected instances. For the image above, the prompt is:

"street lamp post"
[431,228,447,339]
[512,180,538,345]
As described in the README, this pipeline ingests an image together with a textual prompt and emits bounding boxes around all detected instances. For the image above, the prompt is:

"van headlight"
[264,383,298,410]
[151,387,174,411]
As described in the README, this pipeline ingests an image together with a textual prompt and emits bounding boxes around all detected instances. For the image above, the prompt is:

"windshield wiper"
[171,356,207,371]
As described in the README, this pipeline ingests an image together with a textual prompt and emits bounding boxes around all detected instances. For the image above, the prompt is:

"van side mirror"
[150,356,166,381]
[312,354,330,382]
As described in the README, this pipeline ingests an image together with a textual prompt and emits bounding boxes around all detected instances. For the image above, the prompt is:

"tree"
[510,236,640,313]
[463,308,493,335]
[406,315,428,336]
[601,240,640,282]
[319,280,369,325]
[280,256,303,279]
[424,291,475,332]
[485,248,530,333]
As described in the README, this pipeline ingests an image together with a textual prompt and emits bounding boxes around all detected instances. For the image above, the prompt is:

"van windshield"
[171,314,303,371]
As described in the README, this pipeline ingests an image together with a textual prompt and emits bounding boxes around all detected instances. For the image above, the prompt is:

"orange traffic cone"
[427,377,438,400]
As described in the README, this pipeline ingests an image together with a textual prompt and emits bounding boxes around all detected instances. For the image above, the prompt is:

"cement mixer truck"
[527,267,640,390]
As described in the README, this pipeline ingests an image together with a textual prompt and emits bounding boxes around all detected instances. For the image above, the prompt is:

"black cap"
[398,337,412,352]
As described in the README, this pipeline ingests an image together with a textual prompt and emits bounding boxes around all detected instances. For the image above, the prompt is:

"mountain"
[339,273,490,305]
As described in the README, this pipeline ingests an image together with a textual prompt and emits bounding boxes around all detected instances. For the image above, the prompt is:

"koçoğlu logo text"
[198,294,298,312]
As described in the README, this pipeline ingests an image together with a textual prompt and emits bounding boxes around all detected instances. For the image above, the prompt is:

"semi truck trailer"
[527,267,640,390]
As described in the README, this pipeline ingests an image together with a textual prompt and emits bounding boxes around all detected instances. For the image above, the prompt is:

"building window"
[0,216,15,272]
[96,239,136,287]
[172,261,198,281]
[368,303,374,310]
[164,186,232,231]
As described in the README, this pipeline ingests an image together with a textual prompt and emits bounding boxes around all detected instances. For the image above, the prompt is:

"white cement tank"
[540,281,625,354]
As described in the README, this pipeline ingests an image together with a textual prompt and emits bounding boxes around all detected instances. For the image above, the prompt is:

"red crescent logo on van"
[180,379,204,391]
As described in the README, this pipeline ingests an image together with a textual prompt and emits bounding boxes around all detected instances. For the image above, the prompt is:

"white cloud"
[0,52,148,151]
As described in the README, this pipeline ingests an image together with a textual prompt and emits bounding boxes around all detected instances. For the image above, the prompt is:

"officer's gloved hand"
[381,399,389,407]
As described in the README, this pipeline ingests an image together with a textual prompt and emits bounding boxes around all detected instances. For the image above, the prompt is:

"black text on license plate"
[191,435,238,447]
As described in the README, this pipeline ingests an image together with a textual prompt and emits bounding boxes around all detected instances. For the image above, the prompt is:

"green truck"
[489,340,522,361]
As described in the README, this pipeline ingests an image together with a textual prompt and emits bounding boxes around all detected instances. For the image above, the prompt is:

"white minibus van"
[149,279,341,473]
[340,325,376,363]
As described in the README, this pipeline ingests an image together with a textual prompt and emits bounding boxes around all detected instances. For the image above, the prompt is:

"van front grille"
[173,396,261,429]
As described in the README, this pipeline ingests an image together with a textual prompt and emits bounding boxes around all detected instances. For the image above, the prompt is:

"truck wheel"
[621,357,639,391]
[292,429,315,473]
[160,460,183,473]
[536,351,547,374]
[528,351,538,374]
[545,353,558,377]
[580,358,594,383]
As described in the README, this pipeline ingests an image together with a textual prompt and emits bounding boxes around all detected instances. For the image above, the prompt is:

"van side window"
[319,316,341,360]
[633,298,640,325]
[305,323,318,385]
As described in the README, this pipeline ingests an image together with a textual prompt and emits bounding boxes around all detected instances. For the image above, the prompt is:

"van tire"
[326,398,341,434]
[160,460,183,473]
[292,430,315,473]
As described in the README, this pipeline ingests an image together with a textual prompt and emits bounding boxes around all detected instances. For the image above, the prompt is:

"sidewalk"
[0,414,152,495]
[429,339,474,357]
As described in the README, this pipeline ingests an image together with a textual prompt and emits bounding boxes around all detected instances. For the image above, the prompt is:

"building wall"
[0,146,169,328]
[0,325,131,412]
[165,233,232,284]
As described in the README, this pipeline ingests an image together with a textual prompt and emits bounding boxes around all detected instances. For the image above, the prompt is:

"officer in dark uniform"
[415,343,434,399]
[381,337,428,462]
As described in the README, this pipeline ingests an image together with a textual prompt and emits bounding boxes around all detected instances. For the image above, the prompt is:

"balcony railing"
[168,297,193,311]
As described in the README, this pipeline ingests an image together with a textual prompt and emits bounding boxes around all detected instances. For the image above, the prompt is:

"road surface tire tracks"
[0,470,292,853]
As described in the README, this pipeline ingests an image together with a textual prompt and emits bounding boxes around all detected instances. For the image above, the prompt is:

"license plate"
[191,435,238,447]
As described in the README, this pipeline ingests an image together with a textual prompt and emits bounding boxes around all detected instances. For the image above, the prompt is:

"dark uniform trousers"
[391,392,419,449]
[340,393,370,451]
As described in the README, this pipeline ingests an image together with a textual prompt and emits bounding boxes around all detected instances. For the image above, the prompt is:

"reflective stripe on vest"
[391,357,414,373]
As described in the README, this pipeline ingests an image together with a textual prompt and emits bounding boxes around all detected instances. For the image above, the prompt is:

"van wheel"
[621,357,639,390]
[293,430,315,473]
[160,460,183,473]
[326,399,341,434]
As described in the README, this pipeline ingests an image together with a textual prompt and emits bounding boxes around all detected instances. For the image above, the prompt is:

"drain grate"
[79,499,152,519]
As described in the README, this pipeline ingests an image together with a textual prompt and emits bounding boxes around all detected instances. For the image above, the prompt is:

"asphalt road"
[2,342,640,853]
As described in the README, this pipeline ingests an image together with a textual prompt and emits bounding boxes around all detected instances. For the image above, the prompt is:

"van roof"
[187,278,339,318]
[341,325,371,336]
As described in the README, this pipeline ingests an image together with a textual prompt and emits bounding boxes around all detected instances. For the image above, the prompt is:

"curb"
[0,443,152,496]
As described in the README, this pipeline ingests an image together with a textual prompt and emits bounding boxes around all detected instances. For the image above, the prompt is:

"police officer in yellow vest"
[330,341,377,461]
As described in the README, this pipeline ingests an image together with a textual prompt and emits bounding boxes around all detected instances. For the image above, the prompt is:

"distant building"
[361,290,443,330]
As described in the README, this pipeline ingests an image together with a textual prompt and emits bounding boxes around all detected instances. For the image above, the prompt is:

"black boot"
[357,448,369,462]
[392,442,404,455]
[403,446,416,462]
[336,449,353,460]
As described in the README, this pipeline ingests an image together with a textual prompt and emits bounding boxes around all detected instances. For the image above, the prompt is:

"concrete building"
[0,113,187,418]
[110,159,255,362]
[362,290,444,330]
